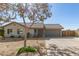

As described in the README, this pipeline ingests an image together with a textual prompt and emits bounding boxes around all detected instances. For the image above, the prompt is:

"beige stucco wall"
[4,22,34,37]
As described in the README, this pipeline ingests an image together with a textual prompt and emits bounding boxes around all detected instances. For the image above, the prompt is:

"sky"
[16,3,79,30]
[45,3,79,30]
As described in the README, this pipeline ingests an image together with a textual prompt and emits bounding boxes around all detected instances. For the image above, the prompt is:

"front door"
[34,29,43,37]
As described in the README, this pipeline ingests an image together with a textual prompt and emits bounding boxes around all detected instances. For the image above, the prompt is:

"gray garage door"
[45,30,60,37]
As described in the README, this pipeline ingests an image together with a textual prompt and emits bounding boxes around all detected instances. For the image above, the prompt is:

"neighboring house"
[1,21,63,38]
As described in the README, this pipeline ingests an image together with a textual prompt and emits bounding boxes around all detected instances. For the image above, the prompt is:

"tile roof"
[45,24,63,29]
[1,21,63,29]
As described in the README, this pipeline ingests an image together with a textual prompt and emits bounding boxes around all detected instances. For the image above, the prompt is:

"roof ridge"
[45,24,60,25]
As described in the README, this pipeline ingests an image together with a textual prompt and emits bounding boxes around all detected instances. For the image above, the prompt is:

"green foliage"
[0,28,4,37]
[0,18,4,21]
[17,46,37,54]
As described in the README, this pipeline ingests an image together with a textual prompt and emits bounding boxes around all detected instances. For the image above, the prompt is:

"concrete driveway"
[46,37,79,48]
[45,37,79,56]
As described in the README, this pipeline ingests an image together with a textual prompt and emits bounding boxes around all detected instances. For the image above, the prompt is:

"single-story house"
[1,21,63,38]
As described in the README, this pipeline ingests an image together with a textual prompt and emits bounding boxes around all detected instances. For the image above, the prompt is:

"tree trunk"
[43,21,45,38]
[22,17,28,47]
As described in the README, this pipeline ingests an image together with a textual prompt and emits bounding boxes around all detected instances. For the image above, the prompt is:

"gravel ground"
[0,37,79,56]
[0,38,45,56]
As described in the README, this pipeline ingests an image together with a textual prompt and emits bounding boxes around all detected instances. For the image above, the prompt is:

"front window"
[17,29,23,34]
[7,29,12,34]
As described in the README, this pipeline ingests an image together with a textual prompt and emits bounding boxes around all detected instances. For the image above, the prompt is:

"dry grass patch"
[0,38,46,56]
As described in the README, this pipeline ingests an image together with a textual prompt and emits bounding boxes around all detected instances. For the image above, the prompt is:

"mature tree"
[0,3,16,25]
[0,3,52,47]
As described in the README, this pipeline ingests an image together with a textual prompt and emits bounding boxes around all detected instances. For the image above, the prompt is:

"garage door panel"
[45,30,60,37]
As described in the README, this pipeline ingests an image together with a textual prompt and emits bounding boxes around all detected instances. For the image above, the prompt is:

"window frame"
[7,29,12,34]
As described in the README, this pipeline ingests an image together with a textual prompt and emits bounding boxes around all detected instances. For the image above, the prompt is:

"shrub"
[10,35,15,38]
[16,46,37,55]
[18,35,22,38]
[0,29,4,37]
